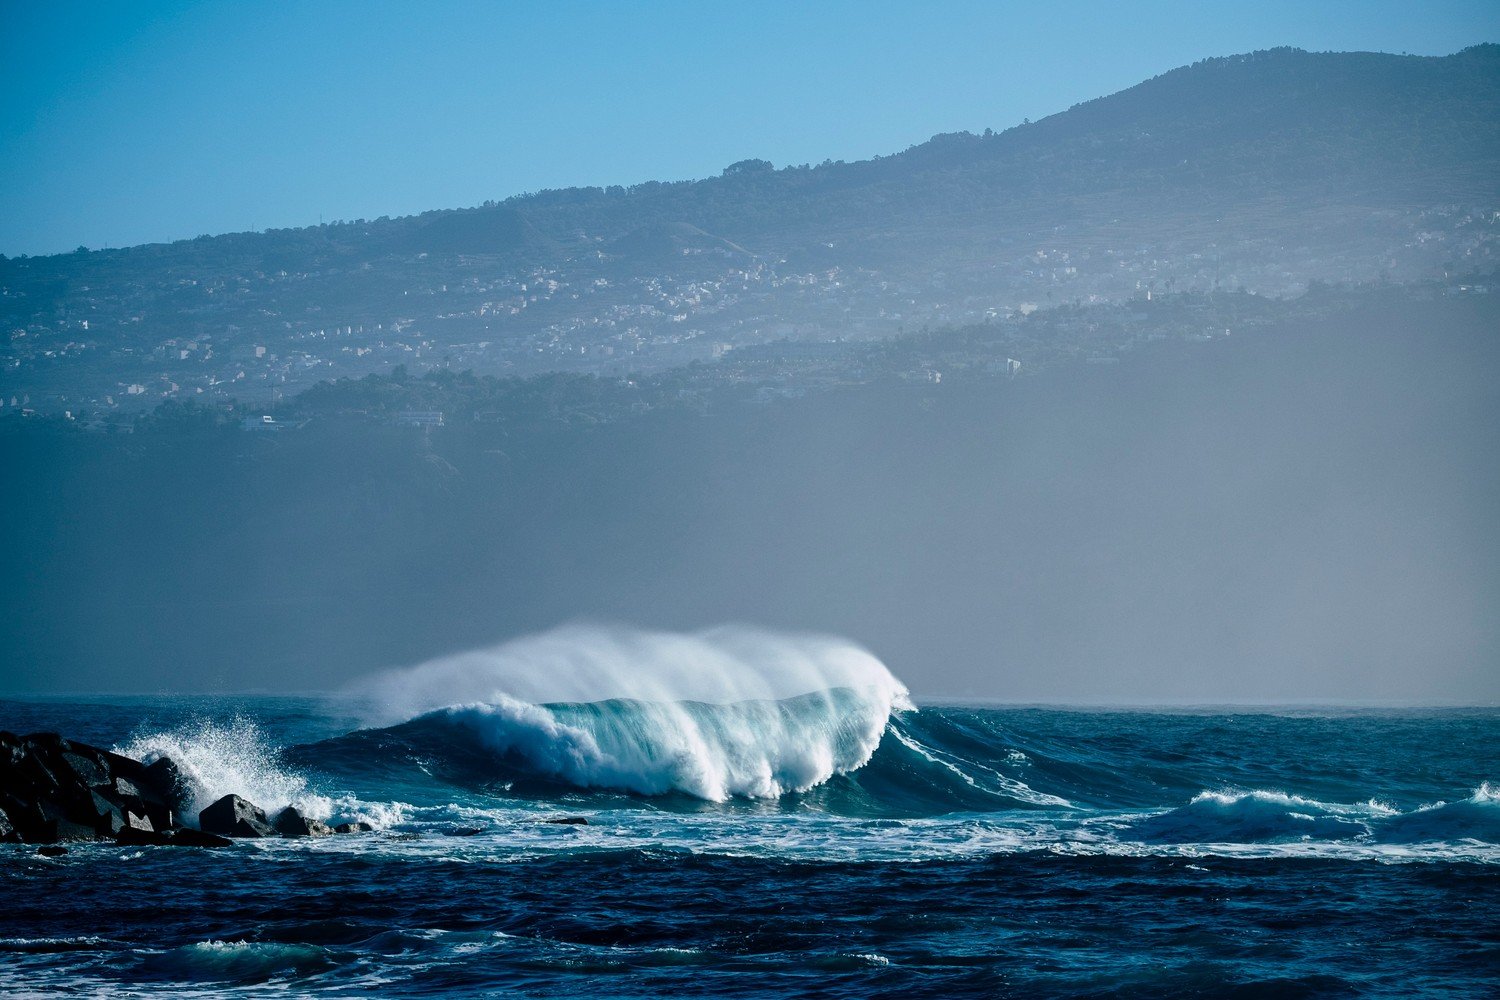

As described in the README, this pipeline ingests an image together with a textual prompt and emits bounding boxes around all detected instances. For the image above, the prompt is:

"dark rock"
[443,826,484,837]
[199,794,273,838]
[334,821,374,834]
[37,845,68,857]
[273,806,333,837]
[544,816,590,825]
[59,751,109,788]
[143,802,174,832]
[0,732,194,843]
[89,790,128,836]
[102,750,149,783]
[13,752,62,801]
[46,816,99,842]
[141,756,193,815]
[0,732,24,768]
[0,798,48,842]
[116,826,231,848]
[115,826,173,846]
[168,828,232,848]
[24,733,71,754]
[0,805,17,843]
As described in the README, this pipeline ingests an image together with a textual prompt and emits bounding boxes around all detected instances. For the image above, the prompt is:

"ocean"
[2,682,1497,997]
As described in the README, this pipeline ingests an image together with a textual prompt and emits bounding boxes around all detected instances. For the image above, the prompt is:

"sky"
[1,0,1497,256]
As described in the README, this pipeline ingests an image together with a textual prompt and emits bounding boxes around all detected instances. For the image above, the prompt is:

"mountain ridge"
[7,44,1495,263]
[1,45,1495,413]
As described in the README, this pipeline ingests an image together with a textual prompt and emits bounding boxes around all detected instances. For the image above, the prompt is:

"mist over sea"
[2,628,1496,997]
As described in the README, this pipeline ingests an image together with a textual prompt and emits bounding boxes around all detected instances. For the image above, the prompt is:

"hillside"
[3,286,1495,693]
[1,45,1496,414]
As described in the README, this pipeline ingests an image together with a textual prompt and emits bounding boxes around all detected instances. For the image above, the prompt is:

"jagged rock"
[58,751,109,788]
[37,845,68,857]
[24,733,70,754]
[544,816,590,825]
[141,756,192,816]
[47,816,99,842]
[12,751,62,801]
[443,826,484,837]
[0,799,45,842]
[102,749,148,780]
[273,806,332,837]
[334,821,374,834]
[0,732,282,847]
[199,794,273,838]
[0,733,201,844]
[90,790,128,836]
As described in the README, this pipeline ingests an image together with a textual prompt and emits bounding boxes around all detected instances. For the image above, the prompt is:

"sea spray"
[350,625,913,800]
[355,625,912,718]
[117,717,332,824]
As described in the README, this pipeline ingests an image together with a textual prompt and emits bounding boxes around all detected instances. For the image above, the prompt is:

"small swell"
[1127,785,1500,846]
[1373,782,1500,844]
[139,940,336,984]
[1127,790,1387,843]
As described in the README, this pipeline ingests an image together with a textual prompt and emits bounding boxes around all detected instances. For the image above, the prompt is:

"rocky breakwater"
[1,731,370,850]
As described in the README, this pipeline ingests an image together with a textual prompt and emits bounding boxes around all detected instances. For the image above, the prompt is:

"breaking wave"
[439,687,897,800]
[349,624,913,801]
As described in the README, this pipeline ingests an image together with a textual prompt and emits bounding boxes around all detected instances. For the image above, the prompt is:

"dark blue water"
[2,695,1497,997]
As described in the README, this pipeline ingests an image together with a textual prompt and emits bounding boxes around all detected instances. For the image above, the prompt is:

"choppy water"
[2,693,1497,997]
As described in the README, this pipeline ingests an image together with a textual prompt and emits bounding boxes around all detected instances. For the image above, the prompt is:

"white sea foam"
[352,624,912,801]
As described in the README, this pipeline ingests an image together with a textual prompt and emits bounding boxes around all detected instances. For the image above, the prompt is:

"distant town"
[2,204,1494,424]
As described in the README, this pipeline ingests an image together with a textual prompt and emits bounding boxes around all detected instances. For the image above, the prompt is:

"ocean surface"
[2,682,1497,997]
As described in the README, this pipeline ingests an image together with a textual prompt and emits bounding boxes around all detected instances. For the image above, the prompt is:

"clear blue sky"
[2,0,1496,256]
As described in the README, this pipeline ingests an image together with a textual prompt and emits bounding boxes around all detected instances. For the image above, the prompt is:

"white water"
[117,717,333,824]
[352,624,913,801]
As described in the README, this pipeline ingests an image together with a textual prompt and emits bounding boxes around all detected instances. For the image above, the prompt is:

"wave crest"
[352,625,912,801]
[1375,782,1500,843]
[1127,785,1500,846]
[443,687,898,800]
[1127,789,1389,843]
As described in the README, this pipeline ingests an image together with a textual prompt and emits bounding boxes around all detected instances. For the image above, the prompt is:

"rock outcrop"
[0,730,183,844]
[1,730,377,846]
[273,806,332,837]
[199,794,275,838]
